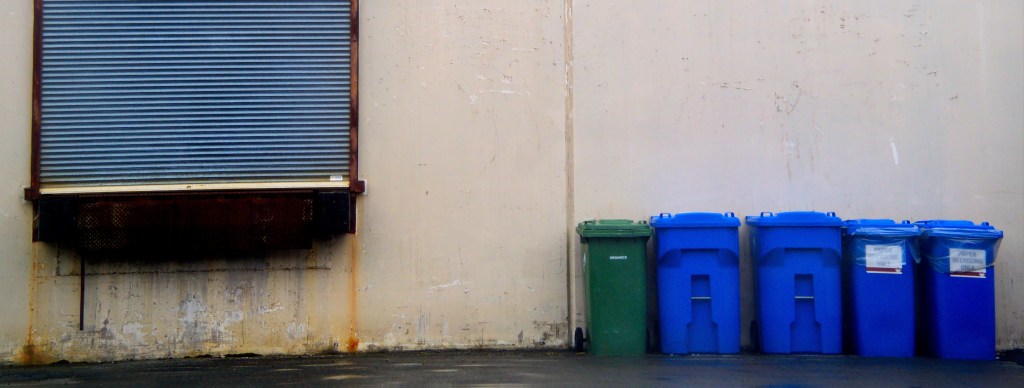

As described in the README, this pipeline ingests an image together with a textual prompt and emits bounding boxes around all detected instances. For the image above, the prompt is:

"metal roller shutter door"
[39,0,353,191]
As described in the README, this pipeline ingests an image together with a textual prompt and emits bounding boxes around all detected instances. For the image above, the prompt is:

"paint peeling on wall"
[12,239,354,363]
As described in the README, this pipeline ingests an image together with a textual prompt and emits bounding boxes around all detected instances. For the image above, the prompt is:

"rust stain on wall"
[18,244,54,365]
[15,327,49,365]
[346,234,360,352]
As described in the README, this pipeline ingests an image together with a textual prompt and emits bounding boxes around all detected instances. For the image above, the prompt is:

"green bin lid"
[576,219,652,238]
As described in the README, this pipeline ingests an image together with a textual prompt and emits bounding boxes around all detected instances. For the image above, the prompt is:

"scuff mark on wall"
[258,304,283,314]
[774,82,802,114]
[890,137,900,166]
[428,279,467,292]
[120,322,146,344]
[783,135,799,179]
[417,314,429,345]
[0,209,21,221]
[178,294,208,348]
[286,322,308,342]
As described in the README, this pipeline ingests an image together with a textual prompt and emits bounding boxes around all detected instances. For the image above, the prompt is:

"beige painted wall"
[355,0,569,350]
[0,0,34,364]
[1,0,1022,363]
[1,0,568,363]
[570,0,1024,349]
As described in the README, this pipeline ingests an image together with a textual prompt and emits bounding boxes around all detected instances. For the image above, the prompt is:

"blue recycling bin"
[915,220,1003,360]
[650,212,740,354]
[747,211,843,354]
[842,219,920,357]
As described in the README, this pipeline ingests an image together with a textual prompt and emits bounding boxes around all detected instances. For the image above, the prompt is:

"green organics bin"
[575,219,652,356]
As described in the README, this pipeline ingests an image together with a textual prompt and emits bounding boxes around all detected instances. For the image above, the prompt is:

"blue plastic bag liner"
[916,220,1002,359]
[650,212,741,228]
[842,219,921,269]
[746,211,843,227]
[841,219,919,357]
[915,220,1003,275]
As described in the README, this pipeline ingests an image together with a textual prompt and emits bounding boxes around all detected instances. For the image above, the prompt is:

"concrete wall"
[2,0,569,363]
[570,0,1024,350]
[0,0,34,364]
[1,0,1021,363]
[356,0,569,350]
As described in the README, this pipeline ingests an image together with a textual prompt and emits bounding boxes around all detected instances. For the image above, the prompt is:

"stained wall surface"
[0,0,34,364]
[1,0,569,363]
[1,0,1022,363]
[570,0,1024,350]
[355,0,570,350]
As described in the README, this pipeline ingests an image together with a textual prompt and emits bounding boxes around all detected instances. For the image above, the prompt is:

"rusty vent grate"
[36,191,354,251]
[35,193,327,251]
[72,194,315,252]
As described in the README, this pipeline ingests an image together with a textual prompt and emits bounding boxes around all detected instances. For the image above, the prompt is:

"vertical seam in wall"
[563,0,576,345]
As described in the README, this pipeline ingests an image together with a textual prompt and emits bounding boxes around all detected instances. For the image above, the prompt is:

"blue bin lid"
[650,212,740,228]
[914,220,1003,239]
[843,219,920,237]
[745,211,842,227]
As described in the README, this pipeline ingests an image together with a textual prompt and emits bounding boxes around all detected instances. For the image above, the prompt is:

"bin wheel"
[648,328,656,353]
[573,327,586,352]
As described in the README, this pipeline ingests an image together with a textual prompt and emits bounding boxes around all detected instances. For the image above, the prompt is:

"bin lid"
[745,211,842,227]
[914,220,1003,239]
[843,219,920,237]
[576,219,652,238]
[650,212,740,228]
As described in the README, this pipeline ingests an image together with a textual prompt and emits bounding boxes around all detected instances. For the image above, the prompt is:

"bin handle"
[982,221,990,226]
[659,213,671,218]
[901,220,912,225]
[725,212,735,218]
[760,212,773,217]
[826,212,836,217]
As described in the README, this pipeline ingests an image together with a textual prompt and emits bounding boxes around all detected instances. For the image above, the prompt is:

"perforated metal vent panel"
[39,0,352,189]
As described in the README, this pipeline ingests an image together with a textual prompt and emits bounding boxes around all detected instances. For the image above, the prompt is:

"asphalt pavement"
[2,350,1024,387]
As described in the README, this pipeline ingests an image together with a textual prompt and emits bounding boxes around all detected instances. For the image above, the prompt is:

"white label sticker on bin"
[609,255,628,260]
[949,248,987,278]
[865,245,903,274]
